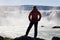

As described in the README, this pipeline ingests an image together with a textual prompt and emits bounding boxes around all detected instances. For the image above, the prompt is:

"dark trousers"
[25,21,38,38]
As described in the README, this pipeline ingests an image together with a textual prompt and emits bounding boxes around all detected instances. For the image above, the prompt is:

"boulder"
[0,36,4,40]
[52,37,60,40]
[14,36,45,40]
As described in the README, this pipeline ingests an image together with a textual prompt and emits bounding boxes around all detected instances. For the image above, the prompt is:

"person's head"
[33,6,38,11]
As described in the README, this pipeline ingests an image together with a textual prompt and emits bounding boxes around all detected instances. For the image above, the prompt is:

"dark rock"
[52,37,60,40]
[41,26,44,27]
[0,36,4,40]
[52,26,60,28]
[14,36,45,40]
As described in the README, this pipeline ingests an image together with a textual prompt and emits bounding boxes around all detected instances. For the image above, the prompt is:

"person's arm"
[28,13,32,21]
[38,12,42,21]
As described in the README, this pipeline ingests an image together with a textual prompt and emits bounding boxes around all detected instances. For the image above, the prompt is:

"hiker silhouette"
[25,6,42,38]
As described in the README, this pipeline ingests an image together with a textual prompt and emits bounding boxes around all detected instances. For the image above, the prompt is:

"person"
[25,6,42,38]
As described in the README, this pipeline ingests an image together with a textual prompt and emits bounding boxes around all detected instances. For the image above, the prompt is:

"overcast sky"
[0,0,60,6]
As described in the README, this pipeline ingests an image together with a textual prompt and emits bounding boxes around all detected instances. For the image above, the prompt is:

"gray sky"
[0,0,60,6]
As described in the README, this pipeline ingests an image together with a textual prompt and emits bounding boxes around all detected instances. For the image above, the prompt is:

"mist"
[0,6,60,40]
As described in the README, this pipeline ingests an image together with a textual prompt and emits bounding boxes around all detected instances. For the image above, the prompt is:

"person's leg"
[25,22,33,36]
[34,22,38,38]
